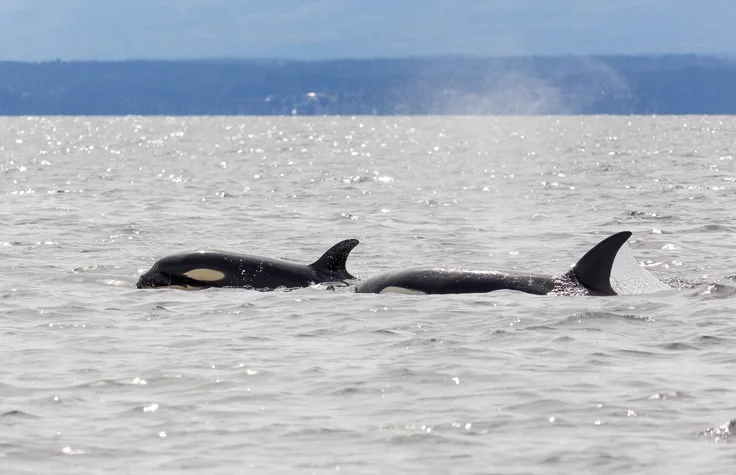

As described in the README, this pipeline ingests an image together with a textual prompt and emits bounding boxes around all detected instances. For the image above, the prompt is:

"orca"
[355,231,637,296]
[137,239,359,291]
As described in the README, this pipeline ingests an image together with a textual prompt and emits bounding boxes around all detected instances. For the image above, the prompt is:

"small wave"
[700,418,736,441]
[550,335,576,343]
[558,312,656,326]
[679,224,736,234]
[659,342,697,351]
[636,390,687,401]
[1,410,38,419]
[696,335,731,346]
[519,324,556,332]
[624,210,673,220]
[281,427,364,439]
[691,283,736,299]
[76,377,150,388]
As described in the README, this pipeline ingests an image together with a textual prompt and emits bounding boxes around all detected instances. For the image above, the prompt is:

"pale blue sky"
[0,0,732,60]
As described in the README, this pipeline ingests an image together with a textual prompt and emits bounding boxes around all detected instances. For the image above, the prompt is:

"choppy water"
[2,115,736,474]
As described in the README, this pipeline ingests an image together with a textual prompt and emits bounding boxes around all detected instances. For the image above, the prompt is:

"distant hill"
[1,55,735,115]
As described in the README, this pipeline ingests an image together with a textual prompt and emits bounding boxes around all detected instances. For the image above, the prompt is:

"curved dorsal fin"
[309,239,359,279]
[567,231,632,295]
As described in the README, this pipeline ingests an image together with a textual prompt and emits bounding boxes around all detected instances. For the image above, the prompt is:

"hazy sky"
[1,0,733,60]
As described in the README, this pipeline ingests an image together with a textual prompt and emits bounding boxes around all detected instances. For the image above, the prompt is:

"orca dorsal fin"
[309,239,359,279]
[567,231,632,295]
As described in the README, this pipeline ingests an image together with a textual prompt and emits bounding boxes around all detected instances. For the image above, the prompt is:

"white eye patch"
[183,268,226,282]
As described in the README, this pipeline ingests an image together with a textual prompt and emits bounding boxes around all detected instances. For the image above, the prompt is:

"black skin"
[137,239,359,291]
[355,268,574,295]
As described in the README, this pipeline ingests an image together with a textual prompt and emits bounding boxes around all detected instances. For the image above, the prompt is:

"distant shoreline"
[1,55,735,115]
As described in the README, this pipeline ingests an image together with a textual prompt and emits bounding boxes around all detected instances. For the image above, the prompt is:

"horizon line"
[0,52,734,65]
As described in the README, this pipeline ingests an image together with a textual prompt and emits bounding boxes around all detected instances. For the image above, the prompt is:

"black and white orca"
[137,239,359,291]
[355,231,650,296]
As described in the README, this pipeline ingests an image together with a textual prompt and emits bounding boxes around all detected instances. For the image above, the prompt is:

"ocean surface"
[2,115,736,474]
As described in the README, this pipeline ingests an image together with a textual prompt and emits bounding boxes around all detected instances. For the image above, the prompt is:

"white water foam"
[610,242,672,295]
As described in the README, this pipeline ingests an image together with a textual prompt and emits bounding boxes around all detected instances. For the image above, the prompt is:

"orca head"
[137,252,231,290]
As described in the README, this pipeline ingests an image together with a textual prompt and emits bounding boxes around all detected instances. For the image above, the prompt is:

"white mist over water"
[402,56,632,115]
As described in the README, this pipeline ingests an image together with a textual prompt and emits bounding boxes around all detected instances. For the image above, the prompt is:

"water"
[2,115,736,474]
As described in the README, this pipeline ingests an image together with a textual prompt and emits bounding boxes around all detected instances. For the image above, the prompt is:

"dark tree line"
[0,55,734,115]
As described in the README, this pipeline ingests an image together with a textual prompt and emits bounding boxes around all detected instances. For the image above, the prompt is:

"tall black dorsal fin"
[567,231,632,295]
[309,239,359,279]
